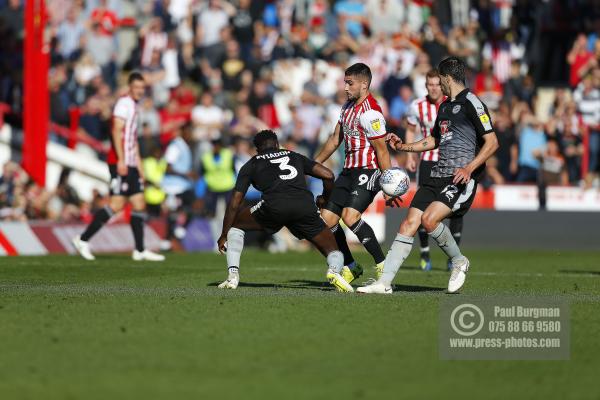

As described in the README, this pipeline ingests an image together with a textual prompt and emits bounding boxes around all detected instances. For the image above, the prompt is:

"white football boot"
[356,281,393,294]
[218,268,240,289]
[72,235,95,260]
[132,249,166,261]
[448,256,470,293]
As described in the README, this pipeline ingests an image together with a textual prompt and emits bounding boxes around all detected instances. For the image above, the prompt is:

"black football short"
[250,198,326,240]
[324,168,381,216]
[410,176,478,217]
[109,165,144,197]
[417,160,436,187]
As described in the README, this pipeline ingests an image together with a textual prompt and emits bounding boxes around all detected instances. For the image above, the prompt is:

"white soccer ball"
[379,167,410,197]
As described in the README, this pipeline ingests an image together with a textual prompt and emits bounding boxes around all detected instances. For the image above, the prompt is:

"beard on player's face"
[440,77,451,96]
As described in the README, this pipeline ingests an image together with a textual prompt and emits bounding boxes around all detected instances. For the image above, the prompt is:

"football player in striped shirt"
[315,63,396,283]
[405,69,464,272]
[72,72,165,262]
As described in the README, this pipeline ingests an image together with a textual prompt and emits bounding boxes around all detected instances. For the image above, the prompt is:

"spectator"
[535,137,569,209]
[573,72,600,188]
[196,0,236,68]
[191,92,226,147]
[389,85,414,127]
[200,138,235,217]
[516,112,547,183]
[55,6,86,61]
[567,34,597,88]
[494,104,518,181]
[0,0,23,38]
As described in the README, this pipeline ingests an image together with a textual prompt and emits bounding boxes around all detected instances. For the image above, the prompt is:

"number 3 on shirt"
[270,157,298,180]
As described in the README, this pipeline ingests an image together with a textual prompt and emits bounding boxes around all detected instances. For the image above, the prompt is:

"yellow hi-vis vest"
[143,157,167,205]
[202,148,235,192]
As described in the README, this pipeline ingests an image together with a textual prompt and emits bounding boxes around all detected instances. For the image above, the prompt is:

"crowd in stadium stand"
[1,0,600,224]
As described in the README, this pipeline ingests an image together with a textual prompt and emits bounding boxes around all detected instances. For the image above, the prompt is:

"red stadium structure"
[23,0,49,186]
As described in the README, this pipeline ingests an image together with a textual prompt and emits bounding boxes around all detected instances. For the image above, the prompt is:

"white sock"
[429,223,462,260]
[326,250,344,273]
[380,234,414,286]
[226,228,245,268]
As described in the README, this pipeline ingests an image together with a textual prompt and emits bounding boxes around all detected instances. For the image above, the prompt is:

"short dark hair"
[438,57,466,84]
[253,130,279,152]
[128,71,145,84]
[345,63,372,87]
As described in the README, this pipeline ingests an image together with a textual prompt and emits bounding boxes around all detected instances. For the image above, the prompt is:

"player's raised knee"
[420,212,439,233]
[341,209,361,227]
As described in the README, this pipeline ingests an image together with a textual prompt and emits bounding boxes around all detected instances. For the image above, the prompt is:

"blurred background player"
[405,69,464,272]
[72,72,165,261]
[359,57,499,294]
[315,63,396,284]
[217,130,352,292]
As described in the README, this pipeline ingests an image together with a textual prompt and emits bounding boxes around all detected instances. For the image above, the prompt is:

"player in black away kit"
[216,130,354,292]
[358,57,499,294]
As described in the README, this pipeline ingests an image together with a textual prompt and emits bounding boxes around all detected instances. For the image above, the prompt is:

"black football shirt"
[431,88,494,180]
[234,149,317,203]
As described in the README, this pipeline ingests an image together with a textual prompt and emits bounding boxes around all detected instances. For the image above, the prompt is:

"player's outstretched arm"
[454,132,499,184]
[309,162,335,208]
[404,123,418,172]
[314,123,342,164]
[386,134,439,153]
[217,190,245,254]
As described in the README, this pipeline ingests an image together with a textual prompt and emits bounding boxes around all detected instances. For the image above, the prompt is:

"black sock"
[418,226,430,259]
[449,216,463,246]
[81,206,113,241]
[130,211,146,252]
[331,223,354,266]
[350,219,385,264]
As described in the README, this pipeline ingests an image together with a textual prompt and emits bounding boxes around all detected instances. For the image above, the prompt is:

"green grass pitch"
[1,249,599,399]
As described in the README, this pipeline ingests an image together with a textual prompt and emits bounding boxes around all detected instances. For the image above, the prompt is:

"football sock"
[380,233,414,286]
[226,228,245,268]
[350,219,385,264]
[331,223,354,266]
[418,227,429,259]
[326,250,344,274]
[81,206,113,241]
[130,211,146,252]
[449,216,463,246]
[429,223,463,260]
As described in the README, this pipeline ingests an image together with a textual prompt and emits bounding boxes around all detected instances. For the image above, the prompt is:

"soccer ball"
[379,168,410,197]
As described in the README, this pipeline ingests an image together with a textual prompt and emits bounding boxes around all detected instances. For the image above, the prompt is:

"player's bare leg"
[218,206,263,289]
[341,207,386,279]
[73,195,127,260]
[129,193,165,261]
[307,228,352,293]
[421,202,469,293]
[357,207,421,294]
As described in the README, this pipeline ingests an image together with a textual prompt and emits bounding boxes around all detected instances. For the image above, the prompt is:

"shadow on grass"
[559,270,600,276]
[207,280,331,290]
[393,284,446,292]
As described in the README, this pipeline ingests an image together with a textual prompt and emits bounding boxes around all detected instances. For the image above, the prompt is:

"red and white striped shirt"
[108,96,139,167]
[406,95,447,162]
[339,94,387,169]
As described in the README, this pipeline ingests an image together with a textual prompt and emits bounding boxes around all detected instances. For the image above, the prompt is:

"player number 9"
[358,174,368,186]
